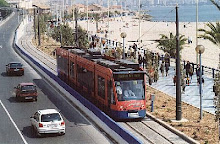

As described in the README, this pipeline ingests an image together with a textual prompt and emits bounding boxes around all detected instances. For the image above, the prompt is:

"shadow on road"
[22,126,35,138]
[7,97,17,103]
[33,78,90,125]
[22,126,62,138]
[1,72,23,77]
[1,72,7,77]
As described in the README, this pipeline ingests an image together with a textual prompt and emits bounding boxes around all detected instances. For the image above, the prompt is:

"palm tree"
[93,13,101,32]
[210,0,220,10]
[198,22,220,47]
[156,33,187,58]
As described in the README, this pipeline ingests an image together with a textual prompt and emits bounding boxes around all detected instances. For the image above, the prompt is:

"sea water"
[145,5,219,22]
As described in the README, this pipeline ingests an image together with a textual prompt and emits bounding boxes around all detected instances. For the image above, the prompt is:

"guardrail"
[183,60,219,79]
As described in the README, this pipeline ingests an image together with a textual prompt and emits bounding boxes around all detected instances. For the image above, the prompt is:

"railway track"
[20,34,57,73]
[119,117,189,144]
[18,24,191,144]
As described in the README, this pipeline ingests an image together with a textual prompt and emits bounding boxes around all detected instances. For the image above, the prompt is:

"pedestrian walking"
[165,62,169,76]
[124,47,128,58]
[181,77,186,94]
[160,62,165,77]
[142,56,146,69]
[138,53,142,67]
[186,76,190,86]
[164,53,170,66]
[189,65,193,81]
[154,68,159,82]
[197,76,205,86]
[196,64,200,78]
[127,47,131,57]
[173,75,176,85]
[185,61,191,77]
[155,53,159,66]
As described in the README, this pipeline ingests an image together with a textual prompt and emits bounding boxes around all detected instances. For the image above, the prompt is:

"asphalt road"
[0,10,111,144]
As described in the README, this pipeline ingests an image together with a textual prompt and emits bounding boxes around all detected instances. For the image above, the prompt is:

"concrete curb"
[146,112,200,144]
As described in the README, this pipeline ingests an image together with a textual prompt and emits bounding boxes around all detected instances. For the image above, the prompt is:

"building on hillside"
[110,5,122,11]
[32,4,50,14]
[67,3,85,14]
[88,4,103,11]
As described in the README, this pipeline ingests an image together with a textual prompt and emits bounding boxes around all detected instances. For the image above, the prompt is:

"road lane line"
[0,100,28,144]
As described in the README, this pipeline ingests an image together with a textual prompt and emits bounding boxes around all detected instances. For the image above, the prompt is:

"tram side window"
[70,62,74,78]
[57,55,62,69]
[58,56,67,73]
[63,58,68,74]
[98,76,105,99]
[107,81,115,105]
[77,64,83,84]
[87,71,94,92]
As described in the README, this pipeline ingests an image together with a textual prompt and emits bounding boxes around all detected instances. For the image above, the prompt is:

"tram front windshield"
[115,80,145,101]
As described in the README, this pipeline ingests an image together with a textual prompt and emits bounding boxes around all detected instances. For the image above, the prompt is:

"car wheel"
[36,130,41,137]
[60,132,65,136]
[34,98,37,101]
[31,125,35,134]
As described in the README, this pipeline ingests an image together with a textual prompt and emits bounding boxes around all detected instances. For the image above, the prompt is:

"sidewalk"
[149,62,215,114]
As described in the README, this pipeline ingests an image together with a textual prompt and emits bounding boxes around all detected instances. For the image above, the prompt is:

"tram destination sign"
[114,73,144,81]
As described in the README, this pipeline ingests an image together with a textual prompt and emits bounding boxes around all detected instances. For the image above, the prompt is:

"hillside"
[0,0,9,7]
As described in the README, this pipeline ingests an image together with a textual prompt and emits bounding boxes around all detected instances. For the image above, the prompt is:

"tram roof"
[62,47,142,72]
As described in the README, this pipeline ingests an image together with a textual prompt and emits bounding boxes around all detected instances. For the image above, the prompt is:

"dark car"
[6,62,24,76]
[15,83,38,101]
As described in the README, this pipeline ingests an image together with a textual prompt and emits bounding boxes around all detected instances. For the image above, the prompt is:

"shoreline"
[76,16,219,69]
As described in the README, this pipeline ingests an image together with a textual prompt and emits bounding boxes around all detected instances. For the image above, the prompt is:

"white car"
[30,109,65,137]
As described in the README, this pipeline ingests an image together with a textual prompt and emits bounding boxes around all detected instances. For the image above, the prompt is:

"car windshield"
[10,63,22,68]
[115,80,145,101]
[21,85,36,91]
[41,113,61,122]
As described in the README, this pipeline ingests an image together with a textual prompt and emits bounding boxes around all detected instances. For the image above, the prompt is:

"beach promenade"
[149,60,215,114]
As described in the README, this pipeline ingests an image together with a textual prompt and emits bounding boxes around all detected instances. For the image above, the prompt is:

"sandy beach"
[76,16,219,69]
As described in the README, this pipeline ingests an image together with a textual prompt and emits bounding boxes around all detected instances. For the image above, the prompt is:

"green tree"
[156,33,187,58]
[51,24,88,48]
[210,0,220,10]
[0,0,9,7]
[51,24,74,46]
[198,22,220,47]
[93,13,101,32]
[34,13,52,42]
[76,25,89,48]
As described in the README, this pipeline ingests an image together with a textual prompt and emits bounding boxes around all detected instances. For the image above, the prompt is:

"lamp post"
[195,45,205,120]
[176,5,181,121]
[120,32,127,59]
[86,0,89,40]
[138,0,141,40]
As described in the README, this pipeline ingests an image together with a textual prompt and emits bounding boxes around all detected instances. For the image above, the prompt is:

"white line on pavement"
[0,45,2,49]
[0,100,28,144]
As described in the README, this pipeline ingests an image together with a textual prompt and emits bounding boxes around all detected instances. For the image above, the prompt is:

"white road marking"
[0,100,28,144]
[0,45,2,49]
